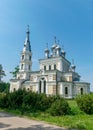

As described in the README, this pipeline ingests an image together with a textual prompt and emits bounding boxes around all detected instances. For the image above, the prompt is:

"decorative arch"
[38,77,47,94]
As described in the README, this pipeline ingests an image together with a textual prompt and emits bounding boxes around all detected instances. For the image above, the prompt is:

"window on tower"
[29,56,31,61]
[21,64,24,70]
[22,55,24,60]
[49,65,51,70]
[44,66,46,70]
[29,65,30,70]
[54,64,56,70]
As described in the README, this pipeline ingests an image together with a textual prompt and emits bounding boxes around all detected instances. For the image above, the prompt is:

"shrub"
[76,94,93,114]
[49,98,70,116]
[0,90,70,115]
[0,89,28,109]
[0,93,6,108]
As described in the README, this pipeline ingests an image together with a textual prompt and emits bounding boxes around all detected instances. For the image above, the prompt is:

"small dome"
[45,48,49,52]
[71,59,76,70]
[71,64,76,69]
[51,44,57,49]
[56,45,61,50]
[62,49,65,53]
[61,49,66,58]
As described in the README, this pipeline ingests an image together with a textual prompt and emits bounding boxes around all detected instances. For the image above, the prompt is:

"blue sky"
[0,0,93,90]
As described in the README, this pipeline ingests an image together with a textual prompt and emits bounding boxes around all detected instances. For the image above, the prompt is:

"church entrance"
[39,78,46,94]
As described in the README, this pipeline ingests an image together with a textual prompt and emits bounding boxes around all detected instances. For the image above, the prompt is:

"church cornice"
[39,56,71,64]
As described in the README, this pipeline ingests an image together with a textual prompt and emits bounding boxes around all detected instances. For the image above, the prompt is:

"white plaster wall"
[10,81,21,92]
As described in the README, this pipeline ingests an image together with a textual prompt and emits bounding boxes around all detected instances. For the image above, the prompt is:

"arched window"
[44,80,46,94]
[22,55,24,60]
[49,65,51,70]
[65,87,68,96]
[44,66,46,70]
[27,88,29,91]
[29,65,30,70]
[29,56,31,61]
[21,64,24,70]
[54,64,56,70]
[13,88,16,91]
[81,88,83,95]
[39,80,42,93]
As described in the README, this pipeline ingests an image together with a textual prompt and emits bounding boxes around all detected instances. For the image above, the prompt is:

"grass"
[1,100,93,130]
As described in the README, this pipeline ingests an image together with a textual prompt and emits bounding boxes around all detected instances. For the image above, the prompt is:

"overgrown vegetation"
[0,90,93,129]
[0,89,70,116]
[0,82,10,93]
[49,98,70,116]
[76,94,93,114]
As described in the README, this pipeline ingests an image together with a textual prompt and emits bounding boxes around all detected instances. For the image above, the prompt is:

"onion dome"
[44,43,50,58]
[56,44,61,50]
[51,44,57,49]
[51,36,57,50]
[71,59,76,72]
[45,48,49,52]
[61,45,66,58]
[56,44,61,56]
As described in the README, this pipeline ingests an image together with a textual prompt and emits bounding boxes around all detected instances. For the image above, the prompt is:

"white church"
[10,26,90,99]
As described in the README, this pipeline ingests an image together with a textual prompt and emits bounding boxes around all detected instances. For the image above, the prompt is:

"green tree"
[0,64,5,82]
[0,82,10,93]
[10,66,19,78]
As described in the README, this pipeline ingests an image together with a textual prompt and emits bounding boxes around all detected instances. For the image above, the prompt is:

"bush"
[0,90,70,116]
[0,89,27,109]
[49,98,70,116]
[76,94,93,114]
[0,90,62,112]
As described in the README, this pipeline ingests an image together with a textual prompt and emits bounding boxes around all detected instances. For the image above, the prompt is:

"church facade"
[10,27,90,99]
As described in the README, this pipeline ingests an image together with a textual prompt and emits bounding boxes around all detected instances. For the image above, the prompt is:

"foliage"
[67,100,84,115]
[10,65,19,78]
[49,98,70,116]
[0,89,70,115]
[1,97,93,129]
[0,82,10,93]
[76,94,93,114]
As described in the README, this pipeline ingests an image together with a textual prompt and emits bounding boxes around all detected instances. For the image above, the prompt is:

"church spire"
[26,25,30,41]
[23,25,31,52]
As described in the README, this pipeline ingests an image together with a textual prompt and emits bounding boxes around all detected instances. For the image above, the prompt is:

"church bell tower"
[17,25,32,80]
